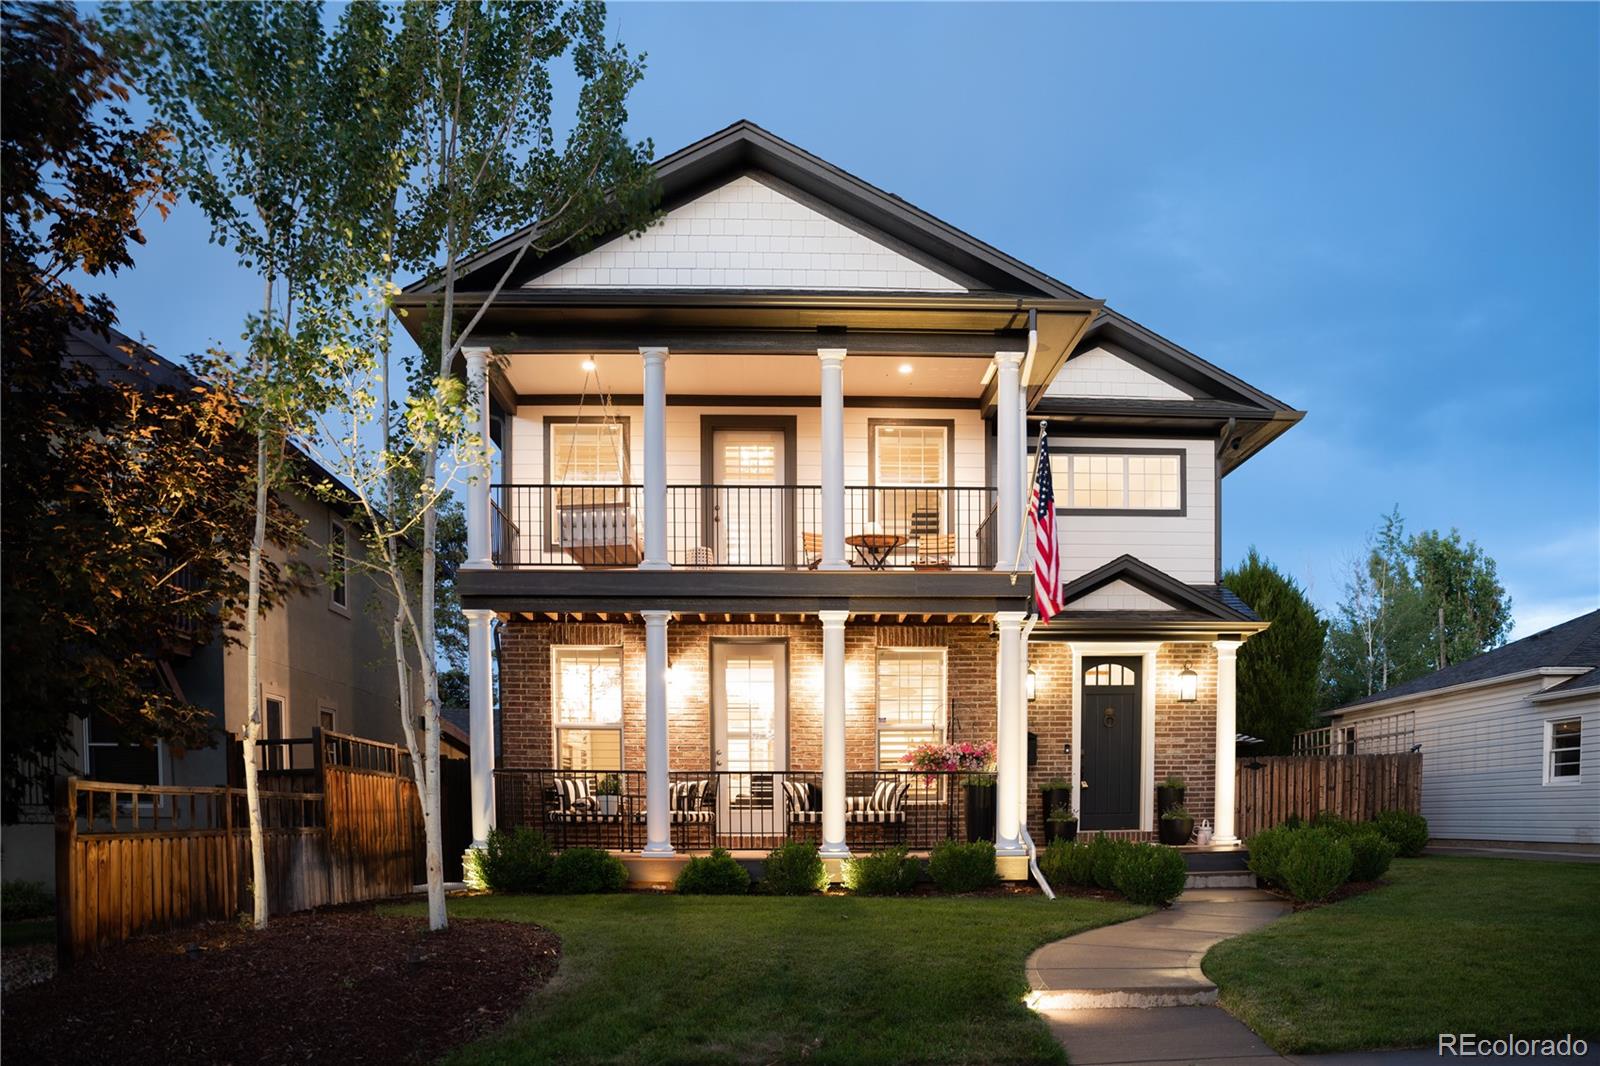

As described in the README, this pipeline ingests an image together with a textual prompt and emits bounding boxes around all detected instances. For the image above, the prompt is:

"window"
[1545,718,1582,784]
[84,713,162,785]
[876,649,946,776]
[1084,662,1136,686]
[871,422,950,536]
[549,421,628,486]
[1064,451,1183,513]
[554,647,623,770]
[329,518,350,612]
[264,694,287,770]
[319,706,337,733]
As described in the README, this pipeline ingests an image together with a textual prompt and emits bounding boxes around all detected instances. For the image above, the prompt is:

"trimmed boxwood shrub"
[928,839,998,893]
[1280,828,1353,902]
[1373,809,1429,857]
[1311,810,1354,835]
[844,846,922,896]
[1245,825,1295,888]
[477,827,554,893]
[1347,827,1399,882]
[548,847,630,894]
[762,841,827,895]
[675,847,751,895]
[1112,844,1188,906]
[1086,833,1132,890]
[1037,840,1073,889]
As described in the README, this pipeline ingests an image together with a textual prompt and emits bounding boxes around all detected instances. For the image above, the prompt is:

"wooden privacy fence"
[55,729,423,964]
[1234,753,1423,838]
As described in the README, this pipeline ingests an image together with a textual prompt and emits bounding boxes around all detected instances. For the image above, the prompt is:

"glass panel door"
[713,430,783,565]
[712,642,787,838]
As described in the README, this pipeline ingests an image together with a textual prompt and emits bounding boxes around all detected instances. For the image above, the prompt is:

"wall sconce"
[1177,667,1198,703]
[1026,668,1038,702]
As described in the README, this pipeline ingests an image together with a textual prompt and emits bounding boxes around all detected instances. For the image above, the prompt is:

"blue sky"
[93,2,1599,637]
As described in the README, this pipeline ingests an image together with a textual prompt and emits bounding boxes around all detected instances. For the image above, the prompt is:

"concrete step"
[1183,870,1257,890]
[1181,847,1250,872]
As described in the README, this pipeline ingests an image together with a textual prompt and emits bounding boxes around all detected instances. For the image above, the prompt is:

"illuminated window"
[1545,718,1582,784]
[554,647,623,770]
[872,423,949,535]
[1084,662,1136,687]
[1066,452,1182,512]
[550,422,627,485]
[876,649,946,774]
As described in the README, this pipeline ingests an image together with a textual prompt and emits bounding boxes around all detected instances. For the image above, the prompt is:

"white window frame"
[1061,449,1185,515]
[875,648,947,785]
[548,420,630,486]
[81,715,169,785]
[1542,716,1583,786]
[318,702,338,735]
[329,517,351,616]
[552,645,624,771]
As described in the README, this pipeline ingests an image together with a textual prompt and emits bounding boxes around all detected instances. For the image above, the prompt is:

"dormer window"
[1063,449,1184,515]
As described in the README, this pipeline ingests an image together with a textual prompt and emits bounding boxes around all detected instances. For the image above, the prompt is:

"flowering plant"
[902,741,996,783]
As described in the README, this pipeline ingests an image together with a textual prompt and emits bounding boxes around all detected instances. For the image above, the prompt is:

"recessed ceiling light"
[580,359,596,372]
[898,363,913,375]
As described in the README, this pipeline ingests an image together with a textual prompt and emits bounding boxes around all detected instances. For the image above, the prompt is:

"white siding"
[524,176,966,292]
[1339,680,1600,845]
[1032,436,1217,584]
[1045,345,1196,401]
[1067,580,1175,612]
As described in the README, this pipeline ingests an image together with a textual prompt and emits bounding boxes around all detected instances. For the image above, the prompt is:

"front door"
[711,641,788,839]
[711,429,784,566]
[1078,657,1141,830]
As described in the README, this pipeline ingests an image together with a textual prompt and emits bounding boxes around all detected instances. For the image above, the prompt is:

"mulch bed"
[3,908,560,1066]
[1266,878,1388,911]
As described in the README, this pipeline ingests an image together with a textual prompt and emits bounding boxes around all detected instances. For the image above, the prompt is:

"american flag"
[1030,422,1062,621]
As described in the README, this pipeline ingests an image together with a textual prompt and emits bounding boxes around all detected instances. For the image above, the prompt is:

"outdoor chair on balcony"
[801,531,823,569]
[913,532,955,570]
[545,775,625,848]
[633,776,718,850]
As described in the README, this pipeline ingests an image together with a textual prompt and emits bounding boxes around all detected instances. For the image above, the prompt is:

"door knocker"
[1103,706,1116,727]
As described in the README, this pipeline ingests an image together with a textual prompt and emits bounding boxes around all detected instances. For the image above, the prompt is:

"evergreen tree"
[1224,548,1327,753]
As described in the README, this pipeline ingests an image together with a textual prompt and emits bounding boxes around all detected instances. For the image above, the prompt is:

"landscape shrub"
[1280,828,1353,902]
[1373,809,1429,857]
[1245,826,1296,888]
[1064,840,1097,886]
[476,827,554,894]
[675,848,751,895]
[2,880,53,921]
[1347,827,1399,882]
[1112,844,1188,906]
[548,847,630,894]
[762,841,827,895]
[1087,834,1132,890]
[928,839,998,893]
[844,847,922,895]
[1311,810,1355,835]
[1037,840,1074,889]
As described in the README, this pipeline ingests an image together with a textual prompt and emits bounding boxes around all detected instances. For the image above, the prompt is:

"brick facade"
[498,619,1226,828]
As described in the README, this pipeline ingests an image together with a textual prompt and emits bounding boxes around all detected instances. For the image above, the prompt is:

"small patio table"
[846,533,907,570]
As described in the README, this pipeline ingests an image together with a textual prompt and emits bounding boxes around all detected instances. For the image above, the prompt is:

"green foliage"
[1347,828,1399,882]
[2,881,54,922]
[762,842,826,895]
[1311,810,1354,834]
[1047,803,1076,823]
[1087,833,1133,890]
[1373,809,1430,857]
[1161,805,1192,821]
[1161,774,1186,790]
[1410,529,1513,672]
[928,840,998,893]
[1041,778,1072,790]
[1281,829,1353,902]
[1039,840,1097,889]
[1112,845,1189,906]
[675,848,750,896]
[476,827,555,894]
[844,847,922,896]
[549,847,629,894]
[1224,547,1328,752]
[1246,826,1296,887]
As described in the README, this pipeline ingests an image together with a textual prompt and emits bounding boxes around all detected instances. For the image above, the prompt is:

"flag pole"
[1009,420,1048,587]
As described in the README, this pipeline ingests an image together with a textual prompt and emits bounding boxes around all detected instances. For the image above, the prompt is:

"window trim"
[551,645,625,771]
[318,703,338,735]
[543,415,632,485]
[867,419,956,489]
[328,517,351,616]
[262,690,288,771]
[1543,715,1583,786]
[1056,446,1187,517]
[874,647,948,777]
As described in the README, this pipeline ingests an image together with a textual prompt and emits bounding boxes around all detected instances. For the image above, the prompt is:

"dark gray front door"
[1079,657,1141,830]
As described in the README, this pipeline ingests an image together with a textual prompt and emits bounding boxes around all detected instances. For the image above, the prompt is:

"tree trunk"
[242,427,271,929]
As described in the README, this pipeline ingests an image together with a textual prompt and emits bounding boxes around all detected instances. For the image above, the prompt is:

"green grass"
[1203,857,1600,1053]
[390,892,1146,1066]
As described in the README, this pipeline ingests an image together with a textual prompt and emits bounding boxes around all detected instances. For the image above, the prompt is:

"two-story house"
[398,122,1301,878]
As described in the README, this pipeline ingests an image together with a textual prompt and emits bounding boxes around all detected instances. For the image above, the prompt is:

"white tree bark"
[241,427,270,930]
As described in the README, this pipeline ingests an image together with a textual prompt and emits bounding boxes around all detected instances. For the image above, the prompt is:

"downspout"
[1020,616,1054,899]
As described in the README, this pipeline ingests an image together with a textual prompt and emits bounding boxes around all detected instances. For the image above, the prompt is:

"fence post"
[222,784,236,917]
[54,776,76,969]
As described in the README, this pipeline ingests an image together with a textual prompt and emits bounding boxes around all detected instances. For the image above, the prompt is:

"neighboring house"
[1,328,423,886]
[396,121,1302,871]
[1325,609,1600,849]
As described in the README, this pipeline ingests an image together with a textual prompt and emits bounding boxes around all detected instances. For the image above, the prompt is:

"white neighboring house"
[1325,609,1600,849]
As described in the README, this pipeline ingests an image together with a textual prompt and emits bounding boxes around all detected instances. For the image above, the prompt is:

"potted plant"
[594,774,622,816]
[1158,803,1194,846]
[1040,777,1073,828]
[903,741,997,843]
[1156,773,1186,817]
[1045,802,1078,844]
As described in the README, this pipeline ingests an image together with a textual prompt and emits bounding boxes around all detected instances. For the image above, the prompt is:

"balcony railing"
[489,484,997,569]
[492,768,996,852]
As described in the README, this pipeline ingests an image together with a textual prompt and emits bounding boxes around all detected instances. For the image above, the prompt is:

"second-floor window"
[329,518,350,612]
[1063,450,1184,514]
[554,647,623,770]
[871,421,950,535]
[549,421,628,488]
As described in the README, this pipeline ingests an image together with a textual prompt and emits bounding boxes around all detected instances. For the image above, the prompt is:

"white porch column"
[819,610,850,857]
[464,346,493,568]
[465,608,496,850]
[639,347,670,570]
[643,610,674,856]
[1213,640,1244,846]
[994,611,1026,854]
[1017,626,1032,833]
[818,348,848,570]
[993,352,1025,571]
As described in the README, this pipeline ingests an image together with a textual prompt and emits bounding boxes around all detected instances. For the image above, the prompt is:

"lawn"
[391,892,1147,1066]
[1203,857,1600,1053]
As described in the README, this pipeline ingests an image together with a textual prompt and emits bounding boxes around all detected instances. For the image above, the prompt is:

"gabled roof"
[1334,609,1600,713]
[1053,554,1259,624]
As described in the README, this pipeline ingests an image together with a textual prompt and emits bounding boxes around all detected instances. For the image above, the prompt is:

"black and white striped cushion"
[788,810,824,824]
[870,780,909,813]
[669,781,701,811]
[847,807,906,824]
[555,777,592,811]
[782,780,813,812]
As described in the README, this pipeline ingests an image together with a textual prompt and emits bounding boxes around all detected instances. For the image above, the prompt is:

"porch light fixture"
[580,358,597,372]
[1026,668,1038,702]
[898,362,913,375]
[1177,667,1198,703]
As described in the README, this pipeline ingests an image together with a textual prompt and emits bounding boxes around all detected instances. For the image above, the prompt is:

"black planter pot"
[1040,786,1074,827]
[1158,817,1194,846]
[1044,820,1078,845]
[964,783,996,843]
[1156,785,1187,816]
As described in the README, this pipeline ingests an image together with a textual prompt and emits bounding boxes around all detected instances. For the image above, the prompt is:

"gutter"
[1323,667,1592,718]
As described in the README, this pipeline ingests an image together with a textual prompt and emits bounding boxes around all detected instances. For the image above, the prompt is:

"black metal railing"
[490,484,996,570]
[491,768,992,853]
